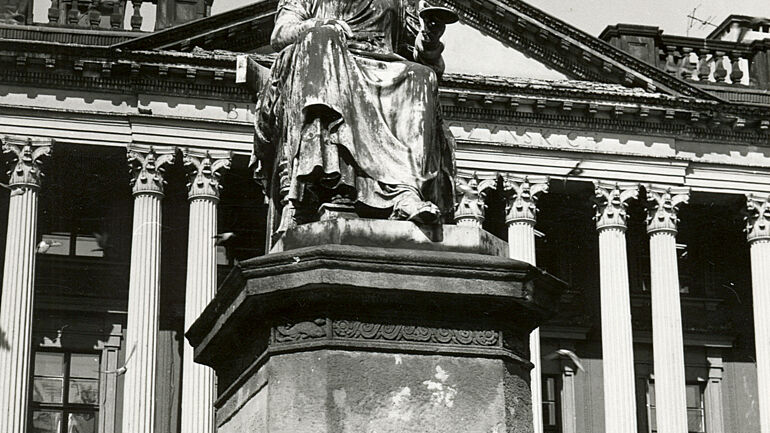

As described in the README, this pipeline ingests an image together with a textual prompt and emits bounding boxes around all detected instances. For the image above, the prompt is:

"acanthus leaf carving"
[746,194,770,243]
[454,170,498,228]
[501,174,549,225]
[593,181,640,231]
[182,148,232,201]
[645,185,690,235]
[127,144,176,196]
[2,136,53,191]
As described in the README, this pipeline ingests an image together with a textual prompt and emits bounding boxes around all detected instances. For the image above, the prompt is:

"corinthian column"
[0,136,51,433]
[502,174,549,433]
[593,181,639,433]
[454,171,497,228]
[747,194,770,433]
[646,186,689,433]
[180,149,231,433]
[122,144,175,433]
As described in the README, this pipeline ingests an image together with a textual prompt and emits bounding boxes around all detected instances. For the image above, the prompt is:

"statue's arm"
[270,4,318,52]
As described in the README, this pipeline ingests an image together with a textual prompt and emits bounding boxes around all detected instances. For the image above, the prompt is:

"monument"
[186,0,566,431]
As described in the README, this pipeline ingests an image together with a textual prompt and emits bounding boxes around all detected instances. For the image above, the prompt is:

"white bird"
[544,349,585,372]
[37,240,62,254]
[100,344,136,376]
[213,232,235,245]
[0,182,25,196]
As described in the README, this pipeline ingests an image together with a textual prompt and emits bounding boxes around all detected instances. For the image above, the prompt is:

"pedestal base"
[187,219,565,433]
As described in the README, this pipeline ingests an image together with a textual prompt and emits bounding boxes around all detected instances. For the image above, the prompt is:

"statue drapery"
[253,0,455,234]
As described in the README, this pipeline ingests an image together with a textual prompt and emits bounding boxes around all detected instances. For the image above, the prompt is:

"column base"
[187,219,566,433]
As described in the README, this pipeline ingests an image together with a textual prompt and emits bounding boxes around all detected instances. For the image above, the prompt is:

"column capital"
[127,144,176,197]
[454,170,497,227]
[593,181,639,231]
[2,136,53,190]
[182,148,232,201]
[501,174,549,226]
[645,185,690,235]
[746,194,770,243]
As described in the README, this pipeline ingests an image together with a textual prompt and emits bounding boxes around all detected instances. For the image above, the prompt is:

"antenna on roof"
[686,5,717,36]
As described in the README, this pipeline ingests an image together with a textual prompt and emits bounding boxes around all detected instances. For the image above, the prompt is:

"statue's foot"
[273,201,298,240]
[390,192,440,225]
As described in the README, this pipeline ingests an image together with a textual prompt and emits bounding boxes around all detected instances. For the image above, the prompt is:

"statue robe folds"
[254,0,455,225]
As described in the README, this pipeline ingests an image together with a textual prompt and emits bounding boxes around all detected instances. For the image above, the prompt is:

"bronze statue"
[252,0,458,236]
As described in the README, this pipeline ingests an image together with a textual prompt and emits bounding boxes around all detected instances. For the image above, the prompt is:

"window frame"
[30,349,101,433]
[542,374,562,433]
[646,380,706,433]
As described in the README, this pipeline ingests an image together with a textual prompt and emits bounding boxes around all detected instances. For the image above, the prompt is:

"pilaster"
[645,185,689,433]
[593,181,639,433]
[454,171,496,228]
[122,144,175,433]
[180,148,231,433]
[502,173,548,433]
[746,193,770,433]
[560,360,578,433]
[705,348,725,433]
[0,136,51,433]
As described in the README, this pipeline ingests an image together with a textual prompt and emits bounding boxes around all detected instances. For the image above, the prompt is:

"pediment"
[113,0,719,100]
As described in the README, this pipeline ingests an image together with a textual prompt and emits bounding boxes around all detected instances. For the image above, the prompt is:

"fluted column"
[593,181,639,433]
[0,137,51,433]
[454,171,497,227]
[746,194,770,433]
[180,149,231,433]
[646,186,689,433]
[122,145,175,433]
[502,174,549,433]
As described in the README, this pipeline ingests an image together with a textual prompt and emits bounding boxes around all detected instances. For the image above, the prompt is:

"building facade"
[0,0,769,432]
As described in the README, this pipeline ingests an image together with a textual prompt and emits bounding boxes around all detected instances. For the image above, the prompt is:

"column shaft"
[180,198,217,433]
[122,193,163,433]
[751,240,770,432]
[649,231,688,433]
[0,188,39,433]
[598,227,638,433]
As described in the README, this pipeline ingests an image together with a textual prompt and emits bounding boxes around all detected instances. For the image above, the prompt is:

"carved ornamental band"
[645,185,690,235]
[593,181,639,231]
[502,174,549,225]
[183,148,232,201]
[746,194,770,243]
[2,136,53,191]
[127,145,176,196]
[454,171,497,227]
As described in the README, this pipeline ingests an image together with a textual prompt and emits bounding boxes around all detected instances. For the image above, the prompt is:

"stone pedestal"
[187,219,566,433]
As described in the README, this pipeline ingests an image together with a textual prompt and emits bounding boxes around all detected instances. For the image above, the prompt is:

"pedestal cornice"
[2,136,52,190]
[454,171,497,227]
[502,174,549,226]
[746,194,770,243]
[127,144,176,197]
[593,181,639,231]
[645,185,690,235]
[183,148,232,201]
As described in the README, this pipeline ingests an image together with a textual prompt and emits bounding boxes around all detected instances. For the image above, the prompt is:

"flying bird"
[0,182,25,196]
[544,349,585,372]
[213,232,236,245]
[37,240,62,254]
[100,344,136,376]
[92,232,111,252]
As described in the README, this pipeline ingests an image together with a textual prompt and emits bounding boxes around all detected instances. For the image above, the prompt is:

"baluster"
[697,49,712,81]
[48,0,59,23]
[67,0,80,24]
[664,47,679,75]
[713,51,728,82]
[88,0,101,27]
[680,48,696,80]
[130,0,142,30]
[729,52,744,84]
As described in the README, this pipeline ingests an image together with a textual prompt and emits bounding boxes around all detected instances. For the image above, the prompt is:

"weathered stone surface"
[271,218,508,256]
[187,222,566,433]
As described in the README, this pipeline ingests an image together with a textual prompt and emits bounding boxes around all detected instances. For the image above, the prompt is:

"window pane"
[687,408,705,433]
[542,401,557,426]
[685,385,701,408]
[32,410,61,433]
[70,354,100,379]
[650,407,657,431]
[33,378,63,404]
[67,412,97,433]
[40,234,70,256]
[68,379,99,405]
[648,382,656,405]
[35,353,64,377]
[74,235,103,258]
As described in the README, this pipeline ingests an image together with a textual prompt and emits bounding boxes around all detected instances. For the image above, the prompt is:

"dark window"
[647,381,705,433]
[543,375,561,433]
[30,351,100,433]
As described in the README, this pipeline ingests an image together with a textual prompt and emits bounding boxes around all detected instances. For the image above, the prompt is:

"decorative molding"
[182,148,231,201]
[501,174,549,225]
[2,135,52,190]
[645,185,690,234]
[127,144,176,196]
[454,170,497,227]
[593,181,639,231]
[273,319,328,343]
[746,193,770,243]
[331,320,500,347]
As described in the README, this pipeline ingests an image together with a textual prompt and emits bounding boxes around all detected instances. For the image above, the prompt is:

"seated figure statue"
[252,0,456,235]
